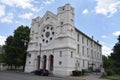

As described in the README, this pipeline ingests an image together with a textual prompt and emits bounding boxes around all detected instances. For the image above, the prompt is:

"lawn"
[106,75,120,80]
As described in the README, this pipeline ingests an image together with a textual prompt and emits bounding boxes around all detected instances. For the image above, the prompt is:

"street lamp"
[21,39,28,71]
[38,43,42,70]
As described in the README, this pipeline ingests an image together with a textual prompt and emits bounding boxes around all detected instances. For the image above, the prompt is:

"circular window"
[43,29,45,32]
[52,32,54,35]
[45,32,50,38]
[41,25,55,44]
[46,40,48,43]
[50,37,52,40]
[42,34,44,37]
[42,39,45,42]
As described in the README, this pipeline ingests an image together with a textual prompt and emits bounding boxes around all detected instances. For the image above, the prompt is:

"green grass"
[106,75,120,80]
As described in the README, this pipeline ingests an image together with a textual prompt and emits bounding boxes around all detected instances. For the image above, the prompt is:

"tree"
[102,55,110,70]
[3,25,30,70]
[3,36,15,69]
[110,35,120,74]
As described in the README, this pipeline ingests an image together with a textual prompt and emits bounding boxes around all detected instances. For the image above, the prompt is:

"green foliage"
[0,54,5,62]
[106,70,114,76]
[110,35,120,74]
[72,70,81,76]
[103,35,120,75]
[3,25,30,70]
[106,75,120,80]
[102,55,114,71]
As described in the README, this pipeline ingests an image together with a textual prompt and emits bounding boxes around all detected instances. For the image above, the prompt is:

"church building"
[25,4,103,76]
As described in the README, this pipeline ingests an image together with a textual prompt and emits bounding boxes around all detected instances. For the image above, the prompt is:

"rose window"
[41,25,55,44]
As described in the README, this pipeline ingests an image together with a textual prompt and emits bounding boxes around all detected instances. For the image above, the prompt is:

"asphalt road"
[0,71,77,80]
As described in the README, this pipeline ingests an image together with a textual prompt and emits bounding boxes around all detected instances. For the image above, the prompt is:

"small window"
[30,37,33,41]
[46,40,48,43]
[42,34,44,37]
[83,60,85,67]
[78,63,80,67]
[29,61,31,64]
[52,32,54,35]
[50,37,52,40]
[82,36,84,44]
[71,19,73,22]
[32,31,34,33]
[71,29,73,32]
[46,17,50,20]
[77,34,79,41]
[59,61,62,65]
[87,48,89,57]
[42,39,45,42]
[82,46,84,56]
[43,29,45,32]
[47,27,49,29]
[60,51,62,57]
[71,51,73,58]
[28,53,31,57]
[51,27,53,30]
[91,41,93,47]
[87,39,88,46]
[77,44,79,54]
[60,22,63,25]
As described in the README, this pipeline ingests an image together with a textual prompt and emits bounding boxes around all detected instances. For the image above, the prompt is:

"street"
[0,71,76,80]
[0,71,110,80]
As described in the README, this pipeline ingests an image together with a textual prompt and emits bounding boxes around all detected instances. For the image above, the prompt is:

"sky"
[0,0,120,56]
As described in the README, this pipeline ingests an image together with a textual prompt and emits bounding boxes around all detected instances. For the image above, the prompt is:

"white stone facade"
[25,4,103,76]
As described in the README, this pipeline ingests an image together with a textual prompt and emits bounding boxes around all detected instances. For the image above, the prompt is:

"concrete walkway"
[64,73,110,80]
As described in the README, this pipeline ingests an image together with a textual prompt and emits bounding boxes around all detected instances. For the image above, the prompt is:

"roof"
[75,27,102,46]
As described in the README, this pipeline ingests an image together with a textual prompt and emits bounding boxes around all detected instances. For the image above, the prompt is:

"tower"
[52,4,76,75]
[56,3,75,38]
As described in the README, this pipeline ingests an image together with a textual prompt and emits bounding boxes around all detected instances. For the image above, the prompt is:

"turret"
[57,3,74,26]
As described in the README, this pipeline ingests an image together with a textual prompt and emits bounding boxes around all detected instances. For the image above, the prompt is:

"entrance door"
[49,55,54,71]
[43,55,47,70]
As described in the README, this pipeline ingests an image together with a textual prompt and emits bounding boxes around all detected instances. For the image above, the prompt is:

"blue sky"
[0,0,120,56]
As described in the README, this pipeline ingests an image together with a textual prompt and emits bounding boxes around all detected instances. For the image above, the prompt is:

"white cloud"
[0,13,14,23]
[0,5,5,17]
[113,31,120,36]
[95,0,120,17]
[0,36,6,45]
[43,0,55,5]
[82,9,89,14]
[0,0,37,11]
[19,13,33,19]
[101,35,107,38]
[102,45,112,56]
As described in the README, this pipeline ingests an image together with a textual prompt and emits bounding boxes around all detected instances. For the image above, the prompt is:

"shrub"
[72,70,81,76]
[81,69,86,75]
[94,69,100,73]
[106,70,114,76]
[114,68,120,74]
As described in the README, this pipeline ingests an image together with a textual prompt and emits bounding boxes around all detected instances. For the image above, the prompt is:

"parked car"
[31,69,49,76]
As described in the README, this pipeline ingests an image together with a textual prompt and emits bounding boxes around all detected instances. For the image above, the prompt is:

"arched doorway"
[43,55,47,70]
[49,55,54,71]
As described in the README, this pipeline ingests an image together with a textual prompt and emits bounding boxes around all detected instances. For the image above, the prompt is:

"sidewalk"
[63,73,110,80]
[66,76,110,80]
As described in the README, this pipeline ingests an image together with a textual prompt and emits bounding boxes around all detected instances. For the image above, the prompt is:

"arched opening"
[43,55,47,70]
[49,55,54,71]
